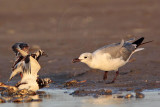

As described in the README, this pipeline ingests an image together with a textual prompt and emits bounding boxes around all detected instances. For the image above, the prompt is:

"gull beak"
[72,58,81,63]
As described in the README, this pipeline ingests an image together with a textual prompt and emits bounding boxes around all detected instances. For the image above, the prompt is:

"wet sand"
[0,0,160,91]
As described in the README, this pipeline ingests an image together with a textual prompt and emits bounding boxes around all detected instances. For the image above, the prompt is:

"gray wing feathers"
[94,39,136,61]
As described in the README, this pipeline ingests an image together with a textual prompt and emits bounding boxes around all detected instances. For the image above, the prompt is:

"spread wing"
[8,49,41,81]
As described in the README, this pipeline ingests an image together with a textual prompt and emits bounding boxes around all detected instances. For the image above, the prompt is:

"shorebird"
[11,42,47,79]
[8,48,51,91]
[12,42,29,78]
[73,37,152,83]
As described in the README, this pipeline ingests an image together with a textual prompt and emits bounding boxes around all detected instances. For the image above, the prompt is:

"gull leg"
[111,71,119,83]
[103,71,108,81]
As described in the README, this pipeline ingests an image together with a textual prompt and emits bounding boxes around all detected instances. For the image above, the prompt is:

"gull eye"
[84,56,87,59]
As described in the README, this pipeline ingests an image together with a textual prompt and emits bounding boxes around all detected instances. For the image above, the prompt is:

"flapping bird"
[8,48,51,91]
[11,42,47,79]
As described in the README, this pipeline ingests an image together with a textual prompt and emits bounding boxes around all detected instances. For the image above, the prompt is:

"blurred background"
[0,0,159,83]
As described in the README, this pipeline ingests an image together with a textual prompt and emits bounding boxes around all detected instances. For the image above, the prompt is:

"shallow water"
[1,89,160,107]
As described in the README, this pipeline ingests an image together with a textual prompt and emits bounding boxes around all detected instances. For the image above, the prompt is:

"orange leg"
[20,72,23,78]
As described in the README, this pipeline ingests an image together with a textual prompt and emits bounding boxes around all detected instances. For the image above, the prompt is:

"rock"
[116,95,124,98]
[24,97,33,102]
[99,89,112,95]
[1,97,12,102]
[125,94,134,98]
[28,90,36,95]
[36,91,46,95]
[104,90,112,95]
[0,98,6,103]
[93,94,99,98]
[17,89,29,95]
[1,89,17,96]
[32,98,42,102]
[64,80,86,87]
[12,97,24,103]
[0,87,6,92]
[126,87,133,91]
[64,80,78,87]
[136,92,145,98]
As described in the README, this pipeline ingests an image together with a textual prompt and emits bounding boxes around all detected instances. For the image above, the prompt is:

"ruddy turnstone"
[10,42,47,80]
[73,37,152,83]
[8,48,51,91]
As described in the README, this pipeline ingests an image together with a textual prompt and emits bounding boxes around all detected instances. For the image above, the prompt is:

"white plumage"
[73,37,150,83]
[9,49,41,91]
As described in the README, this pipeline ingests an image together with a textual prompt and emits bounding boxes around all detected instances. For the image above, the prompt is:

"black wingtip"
[132,37,144,47]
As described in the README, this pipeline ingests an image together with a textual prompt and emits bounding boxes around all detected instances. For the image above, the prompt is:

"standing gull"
[73,37,152,83]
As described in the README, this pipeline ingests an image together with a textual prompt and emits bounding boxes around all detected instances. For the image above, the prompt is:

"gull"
[8,48,51,91]
[73,37,152,83]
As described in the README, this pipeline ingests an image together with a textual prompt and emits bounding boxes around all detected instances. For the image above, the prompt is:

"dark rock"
[24,97,33,102]
[12,97,24,103]
[36,91,46,95]
[28,90,36,95]
[136,92,145,98]
[125,94,134,98]
[116,95,124,98]
[0,87,6,92]
[126,87,133,91]
[0,98,6,103]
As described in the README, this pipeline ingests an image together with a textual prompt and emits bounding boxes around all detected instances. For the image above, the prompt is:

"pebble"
[116,95,124,98]
[125,94,134,98]
[126,87,133,91]
[0,98,6,103]
[12,97,24,103]
[36,91,46,95]
[136,92,145,98]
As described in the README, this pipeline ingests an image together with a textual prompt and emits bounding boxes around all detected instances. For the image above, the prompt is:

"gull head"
[72,52,92,64]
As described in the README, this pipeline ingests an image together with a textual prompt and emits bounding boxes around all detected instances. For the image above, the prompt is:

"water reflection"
[1,89,160,107]
[83,95,124,106]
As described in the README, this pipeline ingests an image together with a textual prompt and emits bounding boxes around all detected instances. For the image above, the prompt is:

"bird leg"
[103,71,108,81]
[111,71,119,83]
[20,72,23,78]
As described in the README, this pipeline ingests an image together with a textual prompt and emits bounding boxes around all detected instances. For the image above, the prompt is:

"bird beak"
[72,58,81,63]
[43,52,48,57]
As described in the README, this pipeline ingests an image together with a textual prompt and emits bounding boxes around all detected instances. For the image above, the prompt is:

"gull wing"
[93,39,124,57]
[93,39,136,61]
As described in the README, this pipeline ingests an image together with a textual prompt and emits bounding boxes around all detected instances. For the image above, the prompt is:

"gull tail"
[132,37,153,48]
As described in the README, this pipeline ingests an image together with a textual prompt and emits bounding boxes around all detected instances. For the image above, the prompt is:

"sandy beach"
[0,0,160,90]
